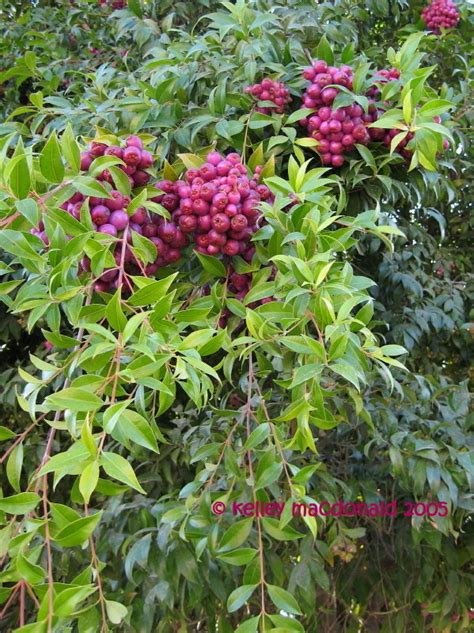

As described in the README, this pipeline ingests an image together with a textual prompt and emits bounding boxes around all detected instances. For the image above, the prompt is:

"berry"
[123,146,142,166]
[421,0,460,33]
[105,190,125,211]
[99,223,118,237]
[125,135,144,150]
[91,205,111,226]
[129,207,148,224]
[80,152,93,171]
[109,210,129,231]
[138,150,153,169]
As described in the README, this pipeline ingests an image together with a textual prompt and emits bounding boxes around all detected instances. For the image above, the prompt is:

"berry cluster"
[380,115,448,159]
[300,60,376,167]
[99,0,127,9]
[245,78,292,115]
[422,0,460,33]
[152,151,273,261]
[302,59,353,109]
[302,103,374,167]
[32,136,188,294]
[80,135,153,189]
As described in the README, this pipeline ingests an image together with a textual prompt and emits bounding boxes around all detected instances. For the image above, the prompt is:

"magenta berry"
[109,210,129,231]
[125,135,144,150]
[123,146,142,166]
[80,152,93,171]
[138,150,153,168]
[98,223,118,237]
[104,146,123,159]
[129,207,148,224]
[106,190,125,211]
[91,205,111,226]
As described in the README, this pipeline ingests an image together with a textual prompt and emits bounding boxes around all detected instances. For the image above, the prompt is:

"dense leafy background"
[0,1,472,632]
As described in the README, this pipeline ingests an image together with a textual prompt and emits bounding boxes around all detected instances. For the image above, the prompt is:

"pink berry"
[98,223,118,237]
[126,135,144,150]
[109,211,129,230]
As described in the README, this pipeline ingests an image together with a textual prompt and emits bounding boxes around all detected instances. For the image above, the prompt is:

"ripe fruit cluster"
[300,60,375,167]
[152,151,273,261]
[80,135,153,189]
[99,0,127,9]
[32,136,188,294]
[302,59,353,109]
[421,0,460,33]
[245,78,292,115]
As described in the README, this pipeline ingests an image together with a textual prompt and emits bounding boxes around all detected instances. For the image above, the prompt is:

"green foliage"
[0,1,472,632]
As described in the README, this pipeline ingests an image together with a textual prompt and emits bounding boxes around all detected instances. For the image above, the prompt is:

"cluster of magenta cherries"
[299,60,377,167]
[245,78,292,115]
[422,0,460,33]
[34,138,272,295]
[98,0,126,9]
[152,152,273,261]
[50,135,187,293]
[79,135,153,189]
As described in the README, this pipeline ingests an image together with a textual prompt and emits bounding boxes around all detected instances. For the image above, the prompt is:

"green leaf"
[39,132,65,183]
[179,329,215,350]
[379,344,408,356]
[0,492,40,514]
[74,176,111,199]
[243,423,270,450]
[103,400,132,434]
[79,461,100,504]
[129,274,177,307]
[262,518,304,541]
[227,584,257,613]
[61,123,80,173]
[290,364,321,388]
[100,452,146,493]
[418,99,452,118]
[15,199,40,227]
[106,289,127,332]
[269,615,305,631]
[6,442,23,493]
[255,462,282,490]
[54,585,97,617]
[219,519,253,552]
[7,154,31,199]
[117,409,159,453]
[177,153,205,169]
[55,512,102,547]
[105,600,128,625]
[217,548,257,566]
[0,426,16,441]
[234,616,260,633]
[13,621,47,632]
[131,231,157,266]
[286,108,315,125]
[195,251,226,277]
[17,554,46,585]
[267,584,302,615]
[316,35,334,65]
[329,362,361,389]
[45,388,103,412]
